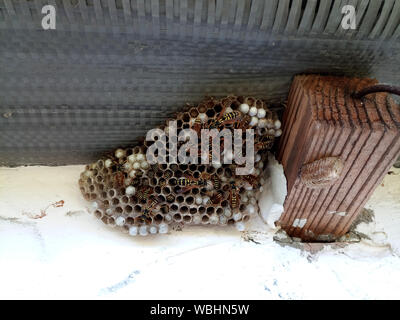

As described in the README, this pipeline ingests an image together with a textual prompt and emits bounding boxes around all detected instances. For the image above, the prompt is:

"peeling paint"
[292,218,307,228]
[328,211,347,216]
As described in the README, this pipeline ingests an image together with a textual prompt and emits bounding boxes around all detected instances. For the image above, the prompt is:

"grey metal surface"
[0,0,399,166]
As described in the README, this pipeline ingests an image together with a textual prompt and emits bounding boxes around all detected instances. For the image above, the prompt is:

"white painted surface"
[258,154,287,228]
[0,165,400,299]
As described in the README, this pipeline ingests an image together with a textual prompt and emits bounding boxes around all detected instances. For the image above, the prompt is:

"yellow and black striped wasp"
[255,134,275,151]
[208,110,242,130]
[228,181,241,211]
[176,173,212,193]
[211,175,221,190]
[190,116,204,135]
[138,195,162,223]
[136,185,154,202]
[211,190,224,204]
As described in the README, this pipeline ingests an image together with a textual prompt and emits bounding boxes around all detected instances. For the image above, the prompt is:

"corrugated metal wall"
[0,0,399,166]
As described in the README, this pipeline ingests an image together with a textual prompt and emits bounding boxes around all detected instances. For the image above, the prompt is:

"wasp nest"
[79,96,281,236]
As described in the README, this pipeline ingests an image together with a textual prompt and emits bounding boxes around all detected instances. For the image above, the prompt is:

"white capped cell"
[195,195,203,205]
[125,186,136,196]
[239,103,250,114]
[149,226,158,234]
[257,108,266,118]
[219,215,227,224]
[202,196,210,205]
[247,204,256,214]
[246,190,255,197]
[209,214,219,224]
[224,208,232,217]
[140,161,149,169]
[84,170,94,177]
[266,119,274,129]
[90,201,98,210]
[258,119,267,128]
[193,215,202,224]
[249,116,258,127]
[212,162,222,169]
[129,170,137,178]
[104,159,113,168]
[115,149,125,158]
[115,216,125,226]
[233,212,242,221]
[128,154,137,163]
[132,162,141,170]
[235,222,246,231]
[124,162,132,171]
[159,223,169,234]
[224,150,234,161]
[249,106,258,116]
[139,225,148,236]
[198,113,208,123]
[129,226,138,236]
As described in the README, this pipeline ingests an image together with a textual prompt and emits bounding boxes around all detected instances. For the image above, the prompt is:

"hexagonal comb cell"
[79,96,279,236]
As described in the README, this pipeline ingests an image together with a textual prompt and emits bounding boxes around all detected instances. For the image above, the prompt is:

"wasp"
[136,185,154,202]
[208,111,243,130]
[177,173,212,193]
[221,111,241,122]
[164,171,172,180]
[255,138,274,151]
[190,116,204,135]
[197,134,225,164]
[135,169,143,177]
[200,138,220,162]
[239,175,260,189]
[228,181,241,211]
[113,171,125,187]
[259,133,275,142]
[166,194,175,202]
[211,190,224,204]
[235,113,251,130]
[108,159,126,187]
[131,178,141,187]
[212,175,221,190]
[159,178,167,187]
[139,195,162,223]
